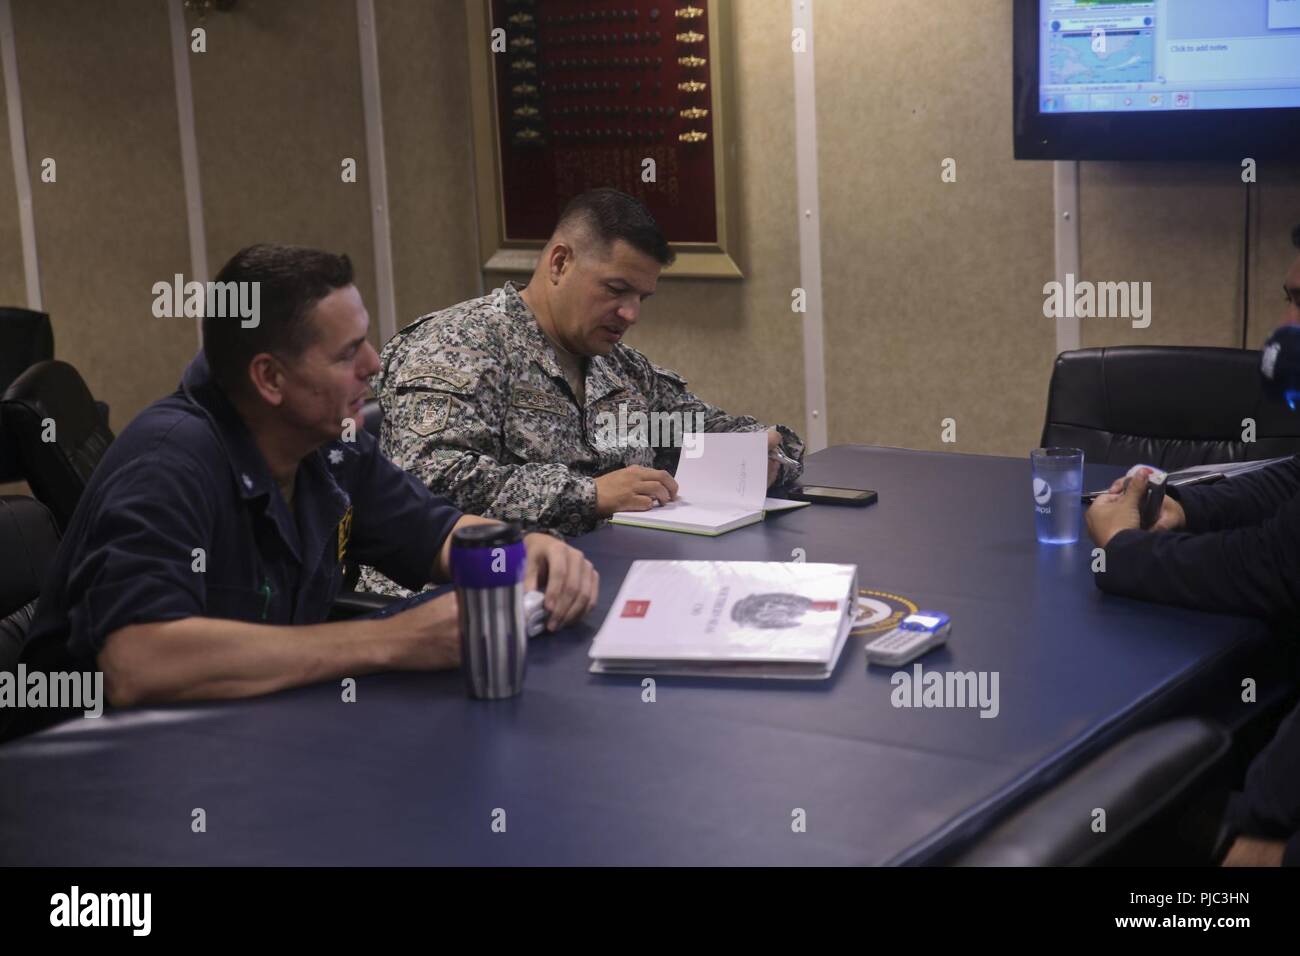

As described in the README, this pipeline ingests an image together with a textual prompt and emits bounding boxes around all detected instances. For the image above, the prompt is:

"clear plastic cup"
[1030,447,1084,545]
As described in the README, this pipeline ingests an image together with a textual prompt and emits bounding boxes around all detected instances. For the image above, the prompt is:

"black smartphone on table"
[785,485,878,506]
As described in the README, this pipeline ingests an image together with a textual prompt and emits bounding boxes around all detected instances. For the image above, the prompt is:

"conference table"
[0,445,1288,865]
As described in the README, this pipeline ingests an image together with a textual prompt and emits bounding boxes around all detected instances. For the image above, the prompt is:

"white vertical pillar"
[792,0,828,452]
[1053,160,1081,355]
[1,0,42,311]
[356,0,397,343]
[168,0,207,346]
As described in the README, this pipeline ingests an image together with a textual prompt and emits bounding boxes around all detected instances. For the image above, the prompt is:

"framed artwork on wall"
[465,0,742,278]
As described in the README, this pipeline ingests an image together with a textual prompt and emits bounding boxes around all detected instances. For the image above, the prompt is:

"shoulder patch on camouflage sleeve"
[396,359,475,393]
[407,393,452,437]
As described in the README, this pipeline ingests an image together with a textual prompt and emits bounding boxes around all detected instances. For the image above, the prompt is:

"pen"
[769,444,798,470]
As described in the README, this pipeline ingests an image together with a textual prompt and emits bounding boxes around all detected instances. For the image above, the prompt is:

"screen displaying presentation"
[1038,0,1300,114]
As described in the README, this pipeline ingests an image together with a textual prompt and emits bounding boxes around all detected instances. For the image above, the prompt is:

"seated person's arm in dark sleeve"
[1095,488,1300,622]
[341,434,471,590]
[94,459,458,708]
[66,458,214,664]
[1173,455,1300,532]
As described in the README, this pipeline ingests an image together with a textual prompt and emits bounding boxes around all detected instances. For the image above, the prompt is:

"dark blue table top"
[0,446,1281,865]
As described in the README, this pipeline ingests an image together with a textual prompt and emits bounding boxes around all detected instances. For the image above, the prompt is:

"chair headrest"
[1,361,115,530]
[2,360,102,431]
[1049,346,1299,439]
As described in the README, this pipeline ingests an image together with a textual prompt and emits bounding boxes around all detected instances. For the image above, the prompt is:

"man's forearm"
[1096,523,1300,621]
[98,614,426,708]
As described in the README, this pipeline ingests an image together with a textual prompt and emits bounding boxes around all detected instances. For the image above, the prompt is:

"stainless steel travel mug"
[449,522,528,699]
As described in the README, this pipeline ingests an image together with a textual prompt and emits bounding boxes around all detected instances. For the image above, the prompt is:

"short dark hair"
[203,243,354,396]
[1293,223,1300,250]
[555,188,675,266]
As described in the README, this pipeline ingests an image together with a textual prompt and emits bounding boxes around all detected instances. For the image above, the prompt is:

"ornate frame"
[464,0,742,279]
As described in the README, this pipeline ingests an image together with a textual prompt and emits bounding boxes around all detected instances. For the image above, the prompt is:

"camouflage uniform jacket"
[359,282,804,595]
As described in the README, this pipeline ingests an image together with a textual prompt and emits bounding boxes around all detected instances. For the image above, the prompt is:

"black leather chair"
[0,496,61,673]
[953,718,1232,866]
[0,308,55,484]
[1,361,115,531]
[1040,347,1300,469]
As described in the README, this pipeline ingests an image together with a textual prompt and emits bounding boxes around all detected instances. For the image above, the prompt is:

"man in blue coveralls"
[2,244,598,741]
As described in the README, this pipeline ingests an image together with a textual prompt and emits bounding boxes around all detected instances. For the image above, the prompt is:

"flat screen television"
[1014,0,1300,160]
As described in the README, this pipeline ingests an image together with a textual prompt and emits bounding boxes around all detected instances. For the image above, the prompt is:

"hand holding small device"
[1094,465,1168,530]
[1085,464,1182,546]
[1128,465,1167,530]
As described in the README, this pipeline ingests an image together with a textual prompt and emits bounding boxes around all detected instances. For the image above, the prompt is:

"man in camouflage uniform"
[360,188,804,596]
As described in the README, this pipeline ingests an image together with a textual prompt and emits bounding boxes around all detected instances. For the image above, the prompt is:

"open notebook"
[609,431,809,535]
[589,560,859,680]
